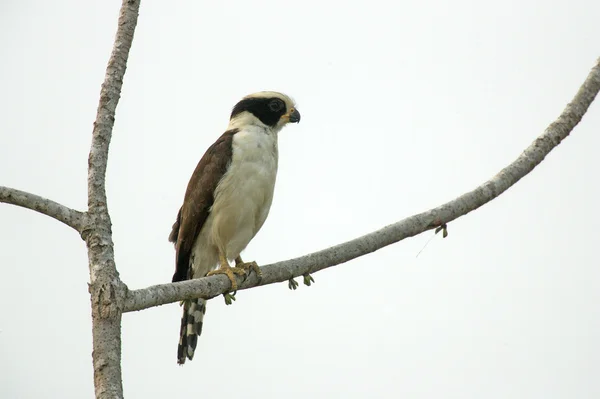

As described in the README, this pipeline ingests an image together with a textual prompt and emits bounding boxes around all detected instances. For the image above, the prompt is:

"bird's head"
[229,91,300,132]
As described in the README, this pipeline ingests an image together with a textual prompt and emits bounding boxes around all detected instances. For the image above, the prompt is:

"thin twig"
[0,186,85,232]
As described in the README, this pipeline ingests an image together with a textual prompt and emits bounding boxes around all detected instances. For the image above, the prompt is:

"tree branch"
[124,57,600,313]
[0,186,86,232]
[84,1,140,399]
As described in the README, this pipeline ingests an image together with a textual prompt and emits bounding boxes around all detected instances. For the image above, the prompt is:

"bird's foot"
[235,259,262,283]
[288,278,298,290]
[207,265,246,291]
[303,273,315,287]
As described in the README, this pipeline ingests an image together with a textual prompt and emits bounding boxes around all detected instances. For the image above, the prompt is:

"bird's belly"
[210,145,278,259]
[189,212,219,277]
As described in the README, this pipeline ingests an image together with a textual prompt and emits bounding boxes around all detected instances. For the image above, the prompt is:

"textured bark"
[0,186,85,232]
[124,57,600,313]
[0,0,597,394]
[82,1,140,398]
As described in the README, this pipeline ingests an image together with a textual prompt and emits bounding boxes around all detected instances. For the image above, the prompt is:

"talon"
[235,257,263,283]
[207,255,246,291]
[223,291,236,305]
[288,278,298,290]
[303,273,315,287]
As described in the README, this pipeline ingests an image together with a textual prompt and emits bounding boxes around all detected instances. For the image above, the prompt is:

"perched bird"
[169,91,300,364]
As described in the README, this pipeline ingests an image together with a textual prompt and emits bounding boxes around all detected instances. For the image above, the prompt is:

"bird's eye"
[269,99,284,112]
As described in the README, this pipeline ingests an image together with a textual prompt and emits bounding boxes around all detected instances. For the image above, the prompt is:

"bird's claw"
[288,278,298,290]
[207,266,246,291]
[236,260,262,283]
[303,273,315,287]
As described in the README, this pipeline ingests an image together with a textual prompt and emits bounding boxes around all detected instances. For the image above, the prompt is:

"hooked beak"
[287,108,301,123]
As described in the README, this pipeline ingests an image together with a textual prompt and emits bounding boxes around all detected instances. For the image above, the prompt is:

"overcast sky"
[1,0,600,398]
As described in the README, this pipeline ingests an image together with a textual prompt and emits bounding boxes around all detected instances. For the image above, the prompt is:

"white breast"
[209,125,279,260]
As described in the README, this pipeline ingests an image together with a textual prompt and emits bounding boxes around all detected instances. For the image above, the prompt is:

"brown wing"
[169,129,239,282]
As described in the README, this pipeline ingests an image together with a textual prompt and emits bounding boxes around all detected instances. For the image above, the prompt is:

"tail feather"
[177,298,207,365]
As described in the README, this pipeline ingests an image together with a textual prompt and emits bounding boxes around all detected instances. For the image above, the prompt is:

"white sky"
[1,0,600,398]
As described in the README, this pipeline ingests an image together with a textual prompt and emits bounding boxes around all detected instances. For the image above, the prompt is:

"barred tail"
[177,298,207,365]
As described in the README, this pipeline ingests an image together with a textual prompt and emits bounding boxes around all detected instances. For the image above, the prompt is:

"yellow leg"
[207,251,246,291]
[235,256,262,282]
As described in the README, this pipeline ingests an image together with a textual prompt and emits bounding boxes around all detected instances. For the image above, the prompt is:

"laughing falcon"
[168,91,300,364]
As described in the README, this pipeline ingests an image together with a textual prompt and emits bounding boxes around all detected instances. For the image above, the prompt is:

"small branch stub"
[435,223,448,238]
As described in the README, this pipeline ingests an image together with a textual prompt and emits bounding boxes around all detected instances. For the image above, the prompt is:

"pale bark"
[82,0,140,398]
[0,186,85,232]
[124,57,600,313]
[0,0,598,395]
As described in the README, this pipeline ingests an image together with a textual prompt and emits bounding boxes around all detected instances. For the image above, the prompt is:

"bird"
[168,91,300,364]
